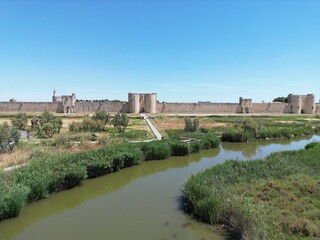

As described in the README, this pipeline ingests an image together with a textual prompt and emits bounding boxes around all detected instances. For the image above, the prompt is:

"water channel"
[1,135,319,240]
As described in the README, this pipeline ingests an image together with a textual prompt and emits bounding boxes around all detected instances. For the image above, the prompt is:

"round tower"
[145,93,157,114]
[128,93,140,113]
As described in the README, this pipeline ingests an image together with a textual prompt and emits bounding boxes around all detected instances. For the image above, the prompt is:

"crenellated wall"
[73,101,128,113]
[0,102,61,113]
[156,102,239,114]
[0,92,318,115]
[251,102,287,113]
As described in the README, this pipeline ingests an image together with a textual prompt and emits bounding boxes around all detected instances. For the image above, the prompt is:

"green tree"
[273,97,288,103]
[92,110,110,126]
[0,122,20,153]
[184,117,200,132]
[11,113,28,130]
[112,113,129,132]
[36,112,63,138]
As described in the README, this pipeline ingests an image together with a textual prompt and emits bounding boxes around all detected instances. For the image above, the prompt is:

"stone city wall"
[156,102,240,114]
[251,102,287,114]
[0,102,61,113]
[73,101,127,113]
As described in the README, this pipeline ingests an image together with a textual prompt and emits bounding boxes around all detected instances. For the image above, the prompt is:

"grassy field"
[0,114,154,168]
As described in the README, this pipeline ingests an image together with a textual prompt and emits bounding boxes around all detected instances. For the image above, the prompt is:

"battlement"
[0,92,317,115]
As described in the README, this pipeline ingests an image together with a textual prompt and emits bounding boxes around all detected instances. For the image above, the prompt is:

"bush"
[184,117,199,132]
[92,110,110,126]
[69,121,81,132]
[53,132,92,148]
[71,149,113,178]
[221,131,253,142]
[189,141,201,153]
[305,142,320,150]
[140,141,171,160]
[199,127,209,133]
[11,113,28,130]
[169,140,190,156]
[112,113,129,132]
[0,172,29,220]
[241,118,258,137]
[12,154,87,202]
[0,122,20,153]
[36,112,63,138]
[199,133,220,149]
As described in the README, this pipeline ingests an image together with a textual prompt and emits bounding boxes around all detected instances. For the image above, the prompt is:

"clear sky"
[0,0,319,103]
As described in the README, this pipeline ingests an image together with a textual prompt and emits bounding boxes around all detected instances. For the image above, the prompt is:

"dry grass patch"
[153,117,228,133]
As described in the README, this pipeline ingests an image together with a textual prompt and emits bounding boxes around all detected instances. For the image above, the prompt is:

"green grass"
[183,143,320,239]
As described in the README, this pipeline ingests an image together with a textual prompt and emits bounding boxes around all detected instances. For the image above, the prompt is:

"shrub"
[69,121,81,132]
[241,118,258,137]
[189,141,201,153]
[53,132,92,148]
[12,153,86,202]
[169,140,190,156]
[199,127,209,133]
[36,112,63,138]
[92,110,110,126]
[140,141,171,160]
[112,113,129,132]
[70,149,113,178]
[0,122,20,153]
[11,113,28,130]
[0,172,29,220]
[305,142,320,150]
[199,133,220,149]
[221,131,252,142]
[184,117,199,132]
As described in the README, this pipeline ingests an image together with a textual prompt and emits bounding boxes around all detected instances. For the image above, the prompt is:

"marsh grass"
[183,144,320,239]
[0,132,220,222]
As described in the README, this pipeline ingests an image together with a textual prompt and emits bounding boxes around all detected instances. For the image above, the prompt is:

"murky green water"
[0,135,319,240]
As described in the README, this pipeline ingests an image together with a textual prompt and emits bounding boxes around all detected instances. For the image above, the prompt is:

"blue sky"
[0,0,319,103]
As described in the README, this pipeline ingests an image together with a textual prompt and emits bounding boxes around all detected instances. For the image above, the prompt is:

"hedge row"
[221,125,320,142]
[0,133,220,221]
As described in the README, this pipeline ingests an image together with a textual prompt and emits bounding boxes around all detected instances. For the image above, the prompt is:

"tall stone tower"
[287,94,315,114]
[128,93,157,113]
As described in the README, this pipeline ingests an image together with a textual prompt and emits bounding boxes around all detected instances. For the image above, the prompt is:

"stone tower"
[287,94,315,114]
[128,93,157,113]
[52,90,76,113]
[237,97,252,113]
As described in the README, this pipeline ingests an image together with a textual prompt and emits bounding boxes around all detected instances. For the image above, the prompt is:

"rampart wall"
[0,102,61,113]
[0,102,127,113]
[251,102,287,114]
[73,101,127,113]
[156,102,239,114]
